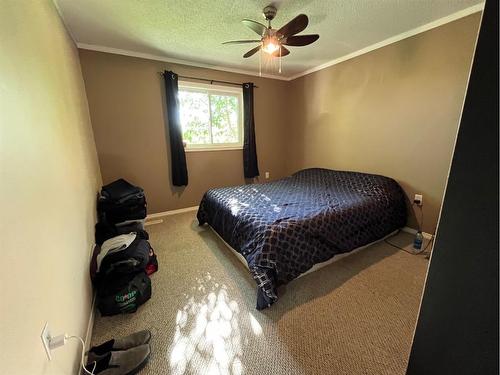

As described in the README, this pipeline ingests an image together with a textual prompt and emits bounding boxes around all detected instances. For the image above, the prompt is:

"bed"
[197,168,407,309]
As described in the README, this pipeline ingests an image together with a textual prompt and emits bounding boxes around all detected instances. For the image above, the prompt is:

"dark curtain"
[242,83,260,178]
[164,70,188,186]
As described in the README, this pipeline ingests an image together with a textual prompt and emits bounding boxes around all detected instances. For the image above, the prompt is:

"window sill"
[185,147,243,153]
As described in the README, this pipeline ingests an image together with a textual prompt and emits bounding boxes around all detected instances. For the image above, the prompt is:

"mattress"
[197,168,407,309]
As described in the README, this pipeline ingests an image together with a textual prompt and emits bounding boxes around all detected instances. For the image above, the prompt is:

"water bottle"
[413,231,423,250]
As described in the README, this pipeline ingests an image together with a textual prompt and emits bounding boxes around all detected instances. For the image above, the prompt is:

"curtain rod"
[159,72,258,88]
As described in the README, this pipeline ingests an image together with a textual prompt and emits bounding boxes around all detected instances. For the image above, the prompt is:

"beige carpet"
[91,212,429,375]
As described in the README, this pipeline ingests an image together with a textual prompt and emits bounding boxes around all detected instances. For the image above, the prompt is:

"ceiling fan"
[222,5,319,62]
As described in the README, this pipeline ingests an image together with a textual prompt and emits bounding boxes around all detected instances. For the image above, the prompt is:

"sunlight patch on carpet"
[169,273,245,375]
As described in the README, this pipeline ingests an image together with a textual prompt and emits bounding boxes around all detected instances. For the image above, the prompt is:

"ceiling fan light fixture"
[223,5,319,73]
[262,36,280,55]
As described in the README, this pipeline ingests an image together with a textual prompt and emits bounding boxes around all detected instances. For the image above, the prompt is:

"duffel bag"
[97,271,151,316]
[90,233,153,285]
[99,237,151,278]
[95,220,148,245]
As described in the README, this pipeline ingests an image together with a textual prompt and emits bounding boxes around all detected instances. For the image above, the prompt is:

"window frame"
[178,80,244,152]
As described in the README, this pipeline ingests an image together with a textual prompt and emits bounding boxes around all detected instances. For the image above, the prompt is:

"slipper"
[85,344,150,375]
[87,330,151,363]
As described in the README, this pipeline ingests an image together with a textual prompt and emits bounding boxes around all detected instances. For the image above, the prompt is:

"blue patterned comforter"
[197,168,407,309]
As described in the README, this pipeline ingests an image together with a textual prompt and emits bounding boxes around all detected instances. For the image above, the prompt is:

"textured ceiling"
[55,0,483,78]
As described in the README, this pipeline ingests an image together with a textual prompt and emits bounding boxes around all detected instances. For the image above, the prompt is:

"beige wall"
[285,14,480,234]
[79,50,289,213]
[0,1,101,374]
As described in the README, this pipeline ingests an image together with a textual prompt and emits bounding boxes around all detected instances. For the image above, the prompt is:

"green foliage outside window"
[179,88,240,146]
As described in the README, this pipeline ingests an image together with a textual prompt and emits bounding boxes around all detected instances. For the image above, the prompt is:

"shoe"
[87,330,151,363]
[85,344,151,375]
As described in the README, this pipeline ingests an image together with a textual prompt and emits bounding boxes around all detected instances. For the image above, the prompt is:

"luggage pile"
[90,179,158,316]
[95,179,147,244]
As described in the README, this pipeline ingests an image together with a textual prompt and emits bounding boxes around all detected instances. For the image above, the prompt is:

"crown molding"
[76,3,483,83]
[287,3,484,81]
[76,43,290,81]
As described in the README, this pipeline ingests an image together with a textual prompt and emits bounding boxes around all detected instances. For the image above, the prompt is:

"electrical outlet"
[41,322,52,361]
[265,172,270,179]
[414,194,423,206]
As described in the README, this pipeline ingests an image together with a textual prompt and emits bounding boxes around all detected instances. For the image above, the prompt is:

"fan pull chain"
[279,47,282,74]
[259,43,262,77]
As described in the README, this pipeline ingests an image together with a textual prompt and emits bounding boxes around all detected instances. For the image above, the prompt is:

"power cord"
[413,202,424,232]
[384,229,435,255]
[65,335,96,375]
[384,201,434,255]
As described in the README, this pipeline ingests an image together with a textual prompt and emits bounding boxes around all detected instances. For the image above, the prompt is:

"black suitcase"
[98,179,147,224]
[101,202,147,224]
[100,178,143,202]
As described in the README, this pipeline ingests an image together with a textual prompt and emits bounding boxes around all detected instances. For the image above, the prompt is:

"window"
[178,81,243,151]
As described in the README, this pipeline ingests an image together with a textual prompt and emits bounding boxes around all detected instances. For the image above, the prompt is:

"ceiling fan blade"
[242,19,267,36]
[271,46,290,57]
[222,40,262,45]
[243,45,262,58]
[283,34,319,46]
[277,14,309,38]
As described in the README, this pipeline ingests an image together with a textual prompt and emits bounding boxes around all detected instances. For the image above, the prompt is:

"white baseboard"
[146,206,199,221]
[144,219,164,226]
[402,226,434,240]
[84,293,96,353]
